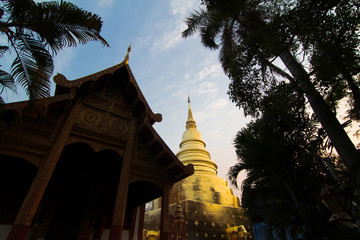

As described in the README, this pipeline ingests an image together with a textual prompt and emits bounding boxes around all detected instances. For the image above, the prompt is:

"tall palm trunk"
[341,72,360,119]
[241,14,360,185]
[242,18,359,179]
[325,54,360,119]
[279,49,360,185]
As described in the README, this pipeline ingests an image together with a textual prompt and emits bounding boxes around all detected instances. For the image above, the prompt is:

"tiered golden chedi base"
[171,174,240,207]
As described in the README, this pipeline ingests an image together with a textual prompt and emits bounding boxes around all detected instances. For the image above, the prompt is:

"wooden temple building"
[0,55,194,240]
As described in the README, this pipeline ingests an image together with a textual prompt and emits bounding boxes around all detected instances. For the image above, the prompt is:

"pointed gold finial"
[124,42,132,64]
[186,95,196,129]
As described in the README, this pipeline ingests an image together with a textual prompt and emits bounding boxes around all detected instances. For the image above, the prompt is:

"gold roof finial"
[124,42,132,64]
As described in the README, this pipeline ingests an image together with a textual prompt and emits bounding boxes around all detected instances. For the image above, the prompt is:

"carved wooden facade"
[0,62,193,240]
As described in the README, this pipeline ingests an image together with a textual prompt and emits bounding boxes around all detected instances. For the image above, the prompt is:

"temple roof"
[1,57,193,184]
[53,61,162,125]
[4,58,158,124]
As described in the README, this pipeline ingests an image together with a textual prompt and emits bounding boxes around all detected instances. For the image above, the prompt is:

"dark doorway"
[124,181,162,231]
[0,156,37,224]
[33,143,123,240]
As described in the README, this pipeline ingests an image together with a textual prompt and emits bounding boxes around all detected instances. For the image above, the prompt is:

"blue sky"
[4,0,251,196]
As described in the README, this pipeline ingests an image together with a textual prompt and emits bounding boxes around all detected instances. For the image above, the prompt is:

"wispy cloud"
[172,87,188,98]
[196,81,218,95]
[183,61,222,84]
[171,62,222,99]
[228,108,237,116]
[171,80,218,98]
[97,0,114,8]
[193,64,222,82]
[209,129,222,139]
[194,98,227,122]
[209,98,228,109]
[151,0,199,52]
[151,23,186,51]
[170,0,199,18]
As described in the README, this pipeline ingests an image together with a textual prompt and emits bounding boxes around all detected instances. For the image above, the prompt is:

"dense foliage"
[0,0,108,106]
[228,83,360,239]
[186,0,360,119]
[183,0,360,188]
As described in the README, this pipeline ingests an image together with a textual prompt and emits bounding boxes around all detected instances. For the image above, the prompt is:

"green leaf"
[10,36,53,100]
[27,0,109,54]
[0,46,10,57]
[0,70,16,93]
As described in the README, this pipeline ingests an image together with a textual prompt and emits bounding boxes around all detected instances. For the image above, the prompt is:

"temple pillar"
[129,205,144,240]
[6,102,82,240]
[109,120,137,240]
[137,205,145,240]
[160,182,171,240]
[129,207,137,240]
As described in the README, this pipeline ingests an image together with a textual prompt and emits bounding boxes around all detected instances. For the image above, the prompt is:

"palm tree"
[182,0,360,186]
[228,83,360,239]
[229,84,317,239]
[0,0,108,105]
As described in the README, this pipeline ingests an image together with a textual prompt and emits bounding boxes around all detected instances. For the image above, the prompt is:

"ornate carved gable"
[70,88,133,147]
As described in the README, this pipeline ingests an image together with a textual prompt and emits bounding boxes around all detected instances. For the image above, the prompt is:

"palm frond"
[10,36,53,100]
[26,0,109,54]
[0,70,16,95]
[219,18,236,71]
[228,162,247,188]
[199,12,224,49]
[182,9,208,39]
[0,46,10,57]
[3,0,35,24]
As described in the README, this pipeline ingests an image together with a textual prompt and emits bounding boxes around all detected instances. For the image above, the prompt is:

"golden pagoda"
[144,98,251,240]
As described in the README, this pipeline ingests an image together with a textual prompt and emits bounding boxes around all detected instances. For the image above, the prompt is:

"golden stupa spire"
[177,97,218,175]
[186,95,196,129]
[124,42,132,64]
